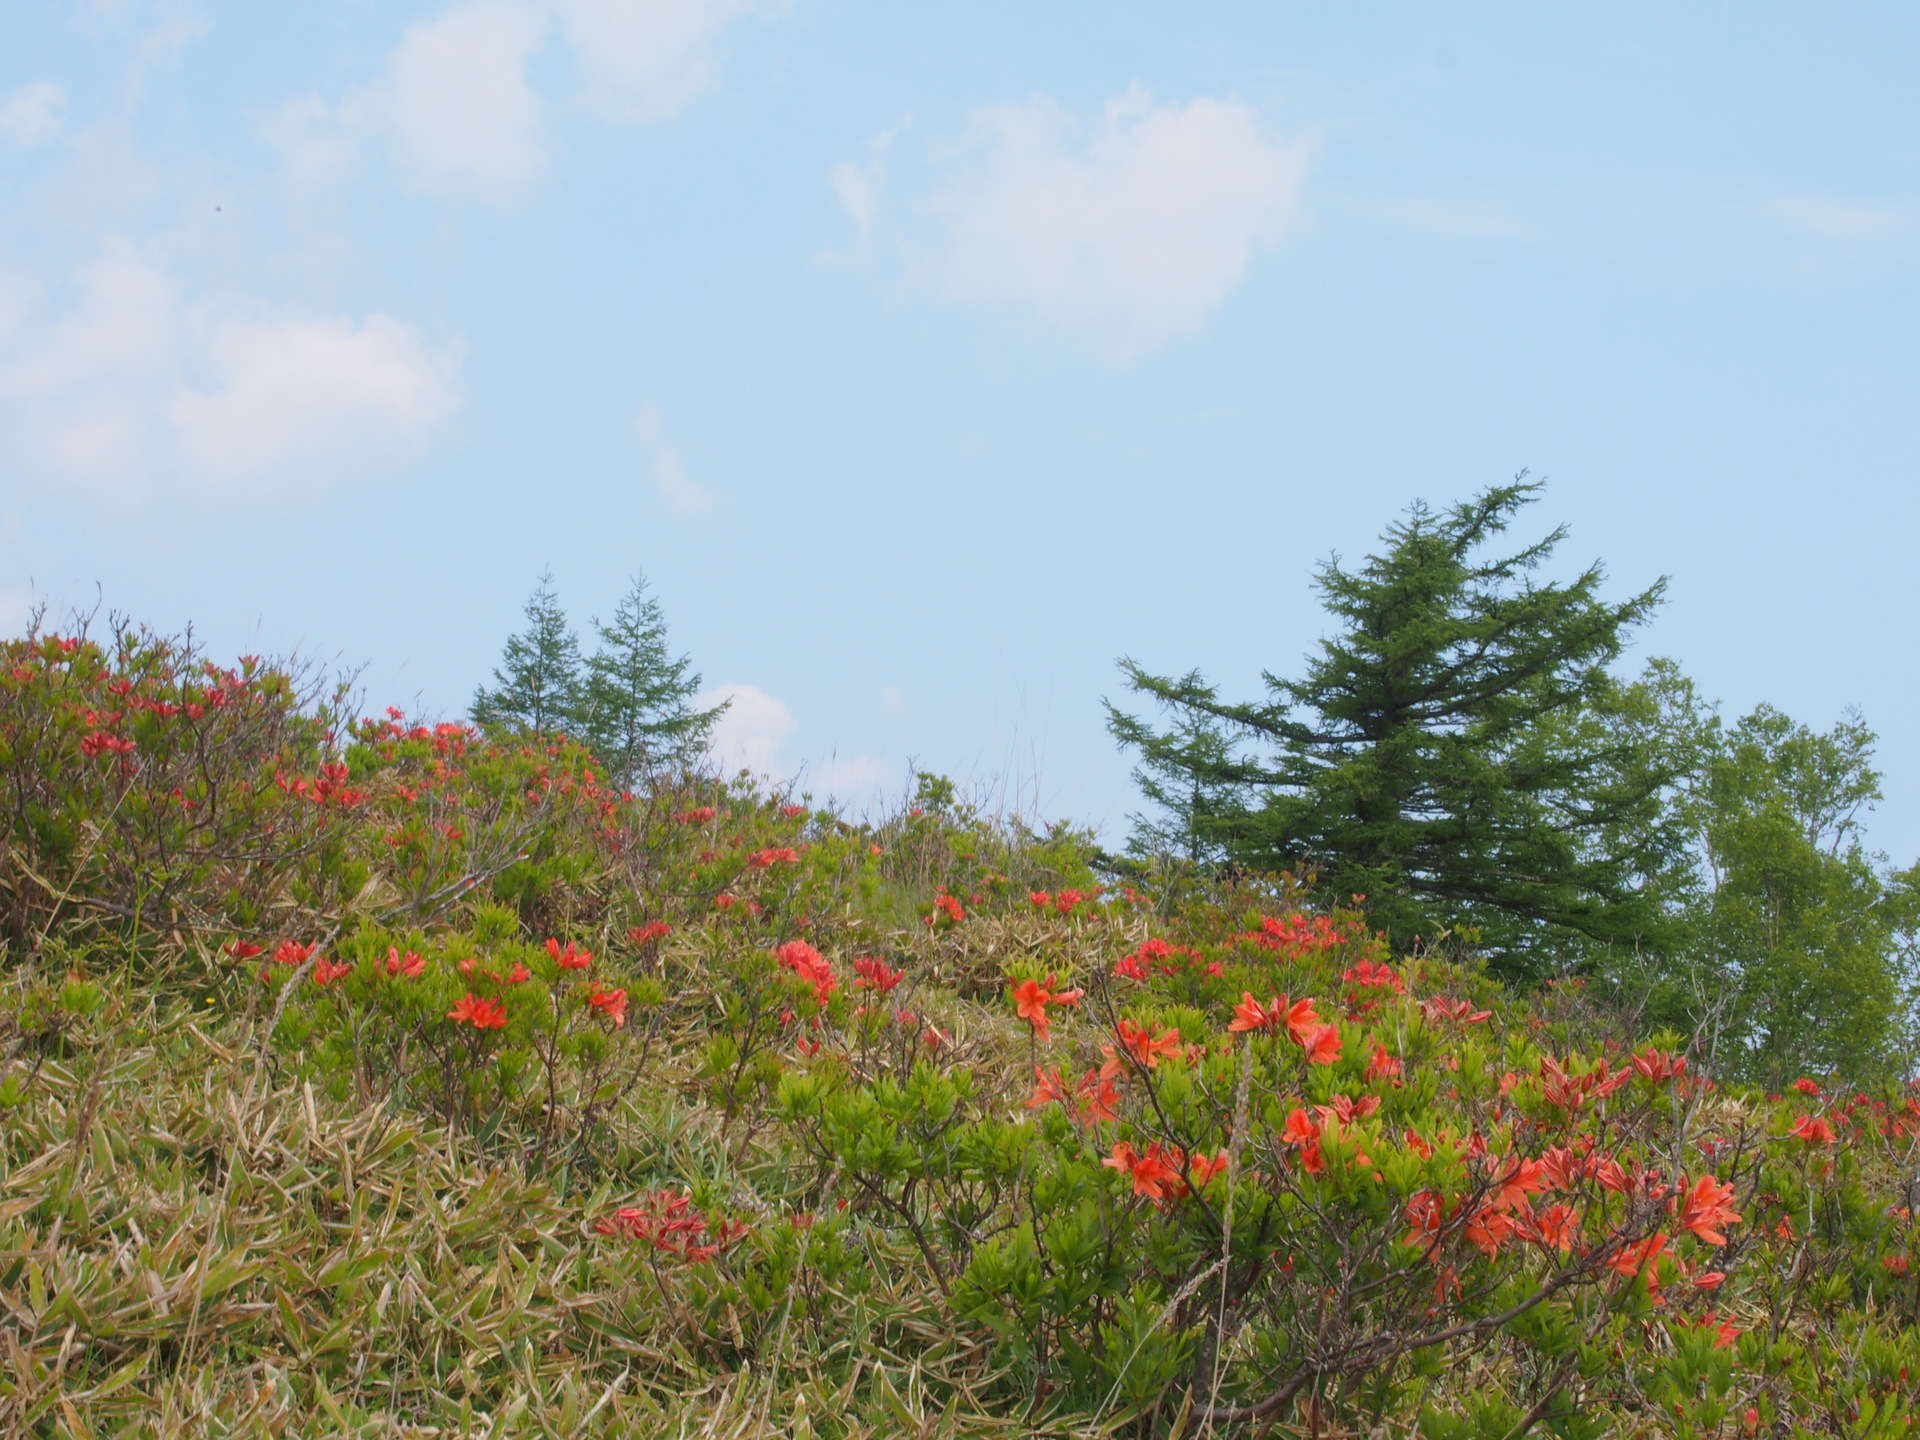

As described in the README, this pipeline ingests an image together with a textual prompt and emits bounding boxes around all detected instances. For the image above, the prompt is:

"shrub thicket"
[6,619,1920,1438]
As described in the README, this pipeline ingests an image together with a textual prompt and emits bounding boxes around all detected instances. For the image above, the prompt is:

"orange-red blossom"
[547,938,593,971]
[1790,1115,1834,1146]
[1676,1175,1742,1246]
[448,993,508,1030]
[1103,1141,1228,1204]
[1229,992,1342,1065]
[1100,1020,1184,1080]
[1025,1065,1122,1125]
[1010,975,1082,1040]
[588,986,629,1027]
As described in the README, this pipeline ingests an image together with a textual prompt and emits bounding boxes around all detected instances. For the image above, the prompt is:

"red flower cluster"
[628,922,673,944]
[924,894,965,926]
[274,762,367,806]
[1101,1019,1184,1079]
[1026,1065,1122,1125]
[386,946,425,978]
[1631,1046,1688,1082]
[746,846,801,869]
[588,986,628,1027]
[852,955,904,993]
[80,731,137,757]
[1537,1055,1633,1114]
[1028,888,1095,915]
[1113,936,1217,981]
[1790,1115,1834,1145]
[774,940,837,1005]
[1010,974,1082,1040]
[674,806,718,824]
[1241,912,1352,960]
[547,938,593,971]
[1421,996,1493,1026]
[594,1189,749,1264]
[448,994,508,1030]
[1103,1140,1227,1204]
[1229,992,1342,1065]
[1342,959,1405,994]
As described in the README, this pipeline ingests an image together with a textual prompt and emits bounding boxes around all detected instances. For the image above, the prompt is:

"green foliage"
[10,611,1920,1437]
[576,572,726,788]
[1605,671,1920,1085]
[471,568,582,737]
[473,570,725,794]
[1109,478,1674,981]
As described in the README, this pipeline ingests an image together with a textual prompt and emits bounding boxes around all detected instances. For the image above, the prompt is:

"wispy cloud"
[928,86,1309,360]
[550,0,766,123]
[0,242,463,495]
[1344,184,1920,277]
[271,0,768,202]
[271,1,550,201]
[701,682,794,775]
[0,83,68,148]
[635,405,714,514]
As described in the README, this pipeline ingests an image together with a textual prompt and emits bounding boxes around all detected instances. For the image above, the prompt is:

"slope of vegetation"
[7,622,1920,1438]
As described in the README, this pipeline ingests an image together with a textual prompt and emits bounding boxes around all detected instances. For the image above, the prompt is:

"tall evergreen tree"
[1107,479,1675,980]
[471,571,583,737]
[576,574,725,789]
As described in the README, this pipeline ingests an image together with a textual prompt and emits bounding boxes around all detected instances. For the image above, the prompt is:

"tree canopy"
[1108,479,1675,980]
[472,571,723,787]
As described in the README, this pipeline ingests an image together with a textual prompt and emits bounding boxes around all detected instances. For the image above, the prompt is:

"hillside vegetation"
[7,621,1920,1439]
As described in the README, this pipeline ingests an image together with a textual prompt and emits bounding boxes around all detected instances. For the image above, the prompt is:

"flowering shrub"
[15,621,1920,1435]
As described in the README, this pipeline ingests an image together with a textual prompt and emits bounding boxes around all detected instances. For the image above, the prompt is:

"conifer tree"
[471,571,583,738]
[576,574,726,789]
[1108,479,1675,980]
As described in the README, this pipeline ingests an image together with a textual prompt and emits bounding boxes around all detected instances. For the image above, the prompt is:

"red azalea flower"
[852,955,903,993]
[588,986,629,1028]
[1677,1175,1742,1246]
[1790,1115,1834,1146]
[547,938,593,971]
[448,993,508,1030]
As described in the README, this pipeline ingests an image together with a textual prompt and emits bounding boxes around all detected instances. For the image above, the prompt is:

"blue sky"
[3,2,1917,858]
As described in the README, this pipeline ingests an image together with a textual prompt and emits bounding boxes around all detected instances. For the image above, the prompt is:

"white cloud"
[170,312,463,486]
[0,244,463,493]
[930,86,1309,359]
[381,1,549,196]
[0,83,67,148]
[635,406,714,513]
[701,682,794,775]
[275,0,765,199]
[652,450,712,513]
[0,589,35,638]
[1351,186,1920,276]
[830,159,880,246]
[275,0,549,200]
[806,753,890,806]
[550,0,760,121]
